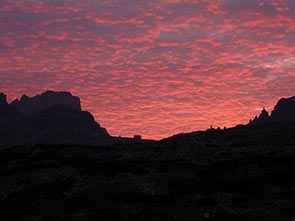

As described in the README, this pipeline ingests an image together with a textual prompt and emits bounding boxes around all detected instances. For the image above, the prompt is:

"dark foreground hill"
[1,123,295,221]
[1,96,295,220]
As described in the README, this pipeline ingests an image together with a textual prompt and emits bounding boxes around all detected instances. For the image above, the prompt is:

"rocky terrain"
[1,95,295,220]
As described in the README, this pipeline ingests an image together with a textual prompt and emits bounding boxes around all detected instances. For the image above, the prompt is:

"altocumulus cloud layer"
[1,0,295,139]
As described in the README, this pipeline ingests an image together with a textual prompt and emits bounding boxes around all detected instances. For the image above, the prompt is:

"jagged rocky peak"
[249,107,270,125]
[259,107,269,119]
[0,93,8,106]
[249,96,295,125]
[11,90,81,115]
[271,96,295,121]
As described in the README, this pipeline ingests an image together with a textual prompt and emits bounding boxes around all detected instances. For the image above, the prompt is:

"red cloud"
[1,0,295,139]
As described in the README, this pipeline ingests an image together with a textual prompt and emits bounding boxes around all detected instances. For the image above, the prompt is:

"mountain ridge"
[0,91,109,145]
[249,96,295,126]
[10,90,82,115]
[2,91,295,145]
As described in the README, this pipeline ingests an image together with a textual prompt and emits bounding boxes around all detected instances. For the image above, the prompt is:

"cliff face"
[11,91,81,115]
[0,91,109,145]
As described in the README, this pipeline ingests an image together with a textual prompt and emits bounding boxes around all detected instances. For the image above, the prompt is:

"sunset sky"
[1,0,295,139]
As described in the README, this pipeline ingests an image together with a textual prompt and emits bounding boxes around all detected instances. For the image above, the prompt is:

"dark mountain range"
[0,91,109,145]
[1,94,295,220]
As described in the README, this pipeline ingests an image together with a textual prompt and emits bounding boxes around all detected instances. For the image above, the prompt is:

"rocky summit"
[250,96,295,125]
[0,91,109,145]
[11,90,82,115]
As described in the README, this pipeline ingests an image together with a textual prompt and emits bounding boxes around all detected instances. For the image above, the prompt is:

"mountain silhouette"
[249,96,295,125]
[271,96,295,121]
[0,91,109,145]
[2,92,295,145]
[1,93,295,220]
[0,93,7,106]
[11,90,81,115]
[0,93,18,115]
[249,107,270,125]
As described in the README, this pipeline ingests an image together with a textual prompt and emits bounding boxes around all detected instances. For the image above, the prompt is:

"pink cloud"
[1,0,295,139]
